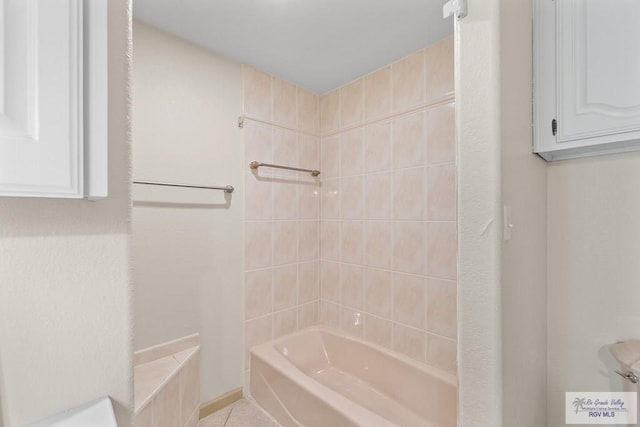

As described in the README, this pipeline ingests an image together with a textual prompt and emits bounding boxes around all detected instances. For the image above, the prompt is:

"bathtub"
[250,326,457,427]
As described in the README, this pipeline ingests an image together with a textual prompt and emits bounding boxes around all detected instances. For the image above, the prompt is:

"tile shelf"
[134,334,201,426]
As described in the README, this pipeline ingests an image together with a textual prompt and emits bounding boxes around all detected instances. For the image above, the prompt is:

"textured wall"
[318,37,457,375]
[457,0,504,425]
[0,0,133,425]
[547,152,640,427]
[500,0,549,426]
[242,66,322,389]
[132,22,244,402]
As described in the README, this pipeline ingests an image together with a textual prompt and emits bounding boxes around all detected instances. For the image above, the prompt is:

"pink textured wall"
[242,66,322,384]
[319,37,457,374]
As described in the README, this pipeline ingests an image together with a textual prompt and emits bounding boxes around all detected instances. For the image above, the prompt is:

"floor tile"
[225,400,278,427]
[198,400,278,427]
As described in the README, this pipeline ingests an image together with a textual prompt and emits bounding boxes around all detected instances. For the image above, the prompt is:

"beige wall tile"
[340,264,364,309]
[426,164,456,221]
[298,182,320,220]
[274,308,298,338]
[339,79,363,128]
[315,42,455,373]
[135,401,152,427]
[340,176,363,220]
[273,265,297,311]
[298,88,319,134]
[298,261,320,303]
[244,122,273,167]
[364,221,392,269]
[273,180,297,220]
[426,278,457,339]
[320,178,340,220]
[298,301,320,329]
[134,356,179,409]
[243,66,272,120]
[321,260,340,303]
[273,221,297,266]
[321,135,340,179]
[393,168,426,220]
[272,78,297,127]
[365,315,393,349]
[341,221,364,265]
[426,103,455,165]
[340,128,363,177]
[364,66,391,120]
[242,70,321,385]
[245,315,272,365]
[364,172,392,220]
[244,269,273,320]
[393,273,426,329]
[321,178,340,220]
[392,111,426,169]
[364,268,392,318]
[426,222,457,280]
[321,300,341,328]
[299,135,319,169]
[320,220,340,260]
[425,37,454,102]
[273,129,298,170]
[244,222,272,270]
[298,220,319,262]
[152,373,180,427]
[179,351,200,427]
[341,307,365,338]
[364,122,391,173]
[392,222,426,275]
[320,90,340,133]
[245,173,272,221]
[392,50,425,112]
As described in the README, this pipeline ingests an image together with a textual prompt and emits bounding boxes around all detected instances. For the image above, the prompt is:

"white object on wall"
[0,0,107,199]
[534,0,640,161]
[443,0,468,19]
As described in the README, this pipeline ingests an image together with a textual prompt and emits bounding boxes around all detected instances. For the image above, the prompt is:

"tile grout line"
[222,403,234,426]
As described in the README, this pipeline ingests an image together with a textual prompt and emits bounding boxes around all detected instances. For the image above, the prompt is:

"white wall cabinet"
[0,0,107,198]
[534,0,640,161]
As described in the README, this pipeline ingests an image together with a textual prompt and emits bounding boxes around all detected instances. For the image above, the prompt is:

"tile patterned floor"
[198,399,280,427]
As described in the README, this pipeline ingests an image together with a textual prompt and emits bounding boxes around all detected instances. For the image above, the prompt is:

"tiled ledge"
[134,334,201,427]
[134,333,200,366]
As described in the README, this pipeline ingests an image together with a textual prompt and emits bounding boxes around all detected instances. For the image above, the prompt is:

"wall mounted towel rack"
[133,180,234,193]
[249,161,320,177]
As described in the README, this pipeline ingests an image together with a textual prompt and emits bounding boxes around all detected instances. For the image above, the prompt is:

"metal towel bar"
[133,180,234,193]
[249,161,320,177]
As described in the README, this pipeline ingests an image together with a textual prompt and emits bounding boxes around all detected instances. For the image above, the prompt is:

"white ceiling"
[133,0,453,94]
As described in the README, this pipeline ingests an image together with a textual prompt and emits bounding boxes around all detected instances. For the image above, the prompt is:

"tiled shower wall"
[242,66,321,383]
[319,37,457,375]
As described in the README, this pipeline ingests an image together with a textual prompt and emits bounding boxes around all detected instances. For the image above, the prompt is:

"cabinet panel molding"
[0,0,107,198]
[534,0,640,161]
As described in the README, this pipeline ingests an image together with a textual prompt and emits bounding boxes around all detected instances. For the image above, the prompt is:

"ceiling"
[133,0,454,94]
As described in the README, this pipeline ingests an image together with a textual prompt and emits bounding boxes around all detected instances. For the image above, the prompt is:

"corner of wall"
[457,0,504,425]
[499,0,548,425]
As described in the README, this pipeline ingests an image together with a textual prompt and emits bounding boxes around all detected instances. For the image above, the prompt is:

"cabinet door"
[534,0,640,160]
[0,0,107,198]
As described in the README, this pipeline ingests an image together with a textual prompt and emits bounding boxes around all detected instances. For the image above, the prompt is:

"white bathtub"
[250,326,457,427]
